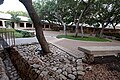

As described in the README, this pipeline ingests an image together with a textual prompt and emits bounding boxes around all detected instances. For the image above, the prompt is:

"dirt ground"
[83,56,120,80]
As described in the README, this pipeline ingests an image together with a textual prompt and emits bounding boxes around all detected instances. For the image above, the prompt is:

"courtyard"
[0,30,120,80]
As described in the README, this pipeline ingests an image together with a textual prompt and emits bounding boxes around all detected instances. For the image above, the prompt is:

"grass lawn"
[57,35,110,42]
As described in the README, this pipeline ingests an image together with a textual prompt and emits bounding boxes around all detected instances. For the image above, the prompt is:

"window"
[45,25,49,28]
[42,25,44,28]
[11,22,15,28]
[20,23,24,27]
[0,21,3,26]
[26,23,32,27]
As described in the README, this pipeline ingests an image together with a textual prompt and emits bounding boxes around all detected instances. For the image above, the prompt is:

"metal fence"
[0,28,15,48]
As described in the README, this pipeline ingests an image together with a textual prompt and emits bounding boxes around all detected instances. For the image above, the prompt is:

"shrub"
[15,30,35,38]
[14,31,23,38]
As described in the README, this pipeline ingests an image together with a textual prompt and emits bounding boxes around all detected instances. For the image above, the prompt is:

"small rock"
[59,74,67,79]
[41,71,49,76]
[32,64,40,68]
[68,74,75,80]
[13,73,18,77]
[52,67,58,71]
[85,66,92,71]
[56,69,62,74]
[68,56,73,61]
[62,71,67,76]
[77,59,82,65]
[66,67,72,73]
[72,67,76,71]
[7,67,11,70]
[49,78,55,80]
[59,64,64,68]
[77,71,85,75]
[64,64,68,69]
[64,58,70,63]
[72,58,76,62]
[18,78,22,80]
[77,66,83,71]
[73,71,77,76]
[77,75,83,80]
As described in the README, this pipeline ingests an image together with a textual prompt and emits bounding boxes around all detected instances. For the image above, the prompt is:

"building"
[0,13,61,31]
[0,13,35,29]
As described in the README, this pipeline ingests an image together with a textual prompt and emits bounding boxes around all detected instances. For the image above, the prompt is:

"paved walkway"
[15,31,120,58]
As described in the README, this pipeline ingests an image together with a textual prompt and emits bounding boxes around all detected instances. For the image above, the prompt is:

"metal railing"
[0,28,15,48]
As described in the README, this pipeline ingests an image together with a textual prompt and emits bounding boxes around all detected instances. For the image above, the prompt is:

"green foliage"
[87,0,120,28]
[15,30,35,38]
[5,21,12,28]
[28,18,33,23]
[10,14,21,23]
[6,11,29,17]
[0,28,15,32]
[14,31,23,38]
[57,35,110,42]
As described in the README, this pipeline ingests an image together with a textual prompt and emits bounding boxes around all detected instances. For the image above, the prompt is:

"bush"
[15,30,35,38]
[14,31,23,38]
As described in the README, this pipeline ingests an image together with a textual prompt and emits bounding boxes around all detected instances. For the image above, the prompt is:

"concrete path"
[15,31,120,58]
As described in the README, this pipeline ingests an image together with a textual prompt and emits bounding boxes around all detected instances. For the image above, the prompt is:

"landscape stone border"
[0,57,9,80]
[6,43,85,80]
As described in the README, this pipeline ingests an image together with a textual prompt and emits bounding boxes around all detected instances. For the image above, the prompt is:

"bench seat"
[78,46,120,63]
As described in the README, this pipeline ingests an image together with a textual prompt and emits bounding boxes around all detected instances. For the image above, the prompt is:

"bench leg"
[83,53,94,64]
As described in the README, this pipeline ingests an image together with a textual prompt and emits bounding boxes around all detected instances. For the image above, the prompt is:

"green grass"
[57,35,110,42]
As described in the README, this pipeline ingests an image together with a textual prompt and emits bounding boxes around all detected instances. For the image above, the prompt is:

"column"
[24,22,26,29]
[14,23,17,29]
[44,24,46,30]
[2,20,5,28]
[32,24,34,28]
[49,25,51,29]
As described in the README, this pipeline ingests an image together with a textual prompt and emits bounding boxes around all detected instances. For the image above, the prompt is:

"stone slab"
[78,46,120,57]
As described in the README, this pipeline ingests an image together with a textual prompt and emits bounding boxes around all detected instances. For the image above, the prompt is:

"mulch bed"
[83,56,120,80]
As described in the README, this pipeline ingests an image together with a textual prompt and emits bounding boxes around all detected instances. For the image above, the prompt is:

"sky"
[0,0,27,12]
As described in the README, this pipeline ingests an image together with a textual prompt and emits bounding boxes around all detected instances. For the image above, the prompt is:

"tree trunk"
[0,0,4,5]
[100,22,109,38]
[19,0,50,54]
[80,24,84,38]
[75,22,79,37]
[75,3,89,37]
[54,15,67,36]
[99,26,104,38]
[62,22,67,36]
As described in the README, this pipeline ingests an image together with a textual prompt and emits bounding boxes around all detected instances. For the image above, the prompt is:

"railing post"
[0,28,15,48]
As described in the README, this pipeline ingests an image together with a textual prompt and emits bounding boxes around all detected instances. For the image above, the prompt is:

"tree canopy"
[33,0,120,37]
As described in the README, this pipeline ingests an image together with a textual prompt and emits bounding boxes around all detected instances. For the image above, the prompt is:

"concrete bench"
[78,46,120,63]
